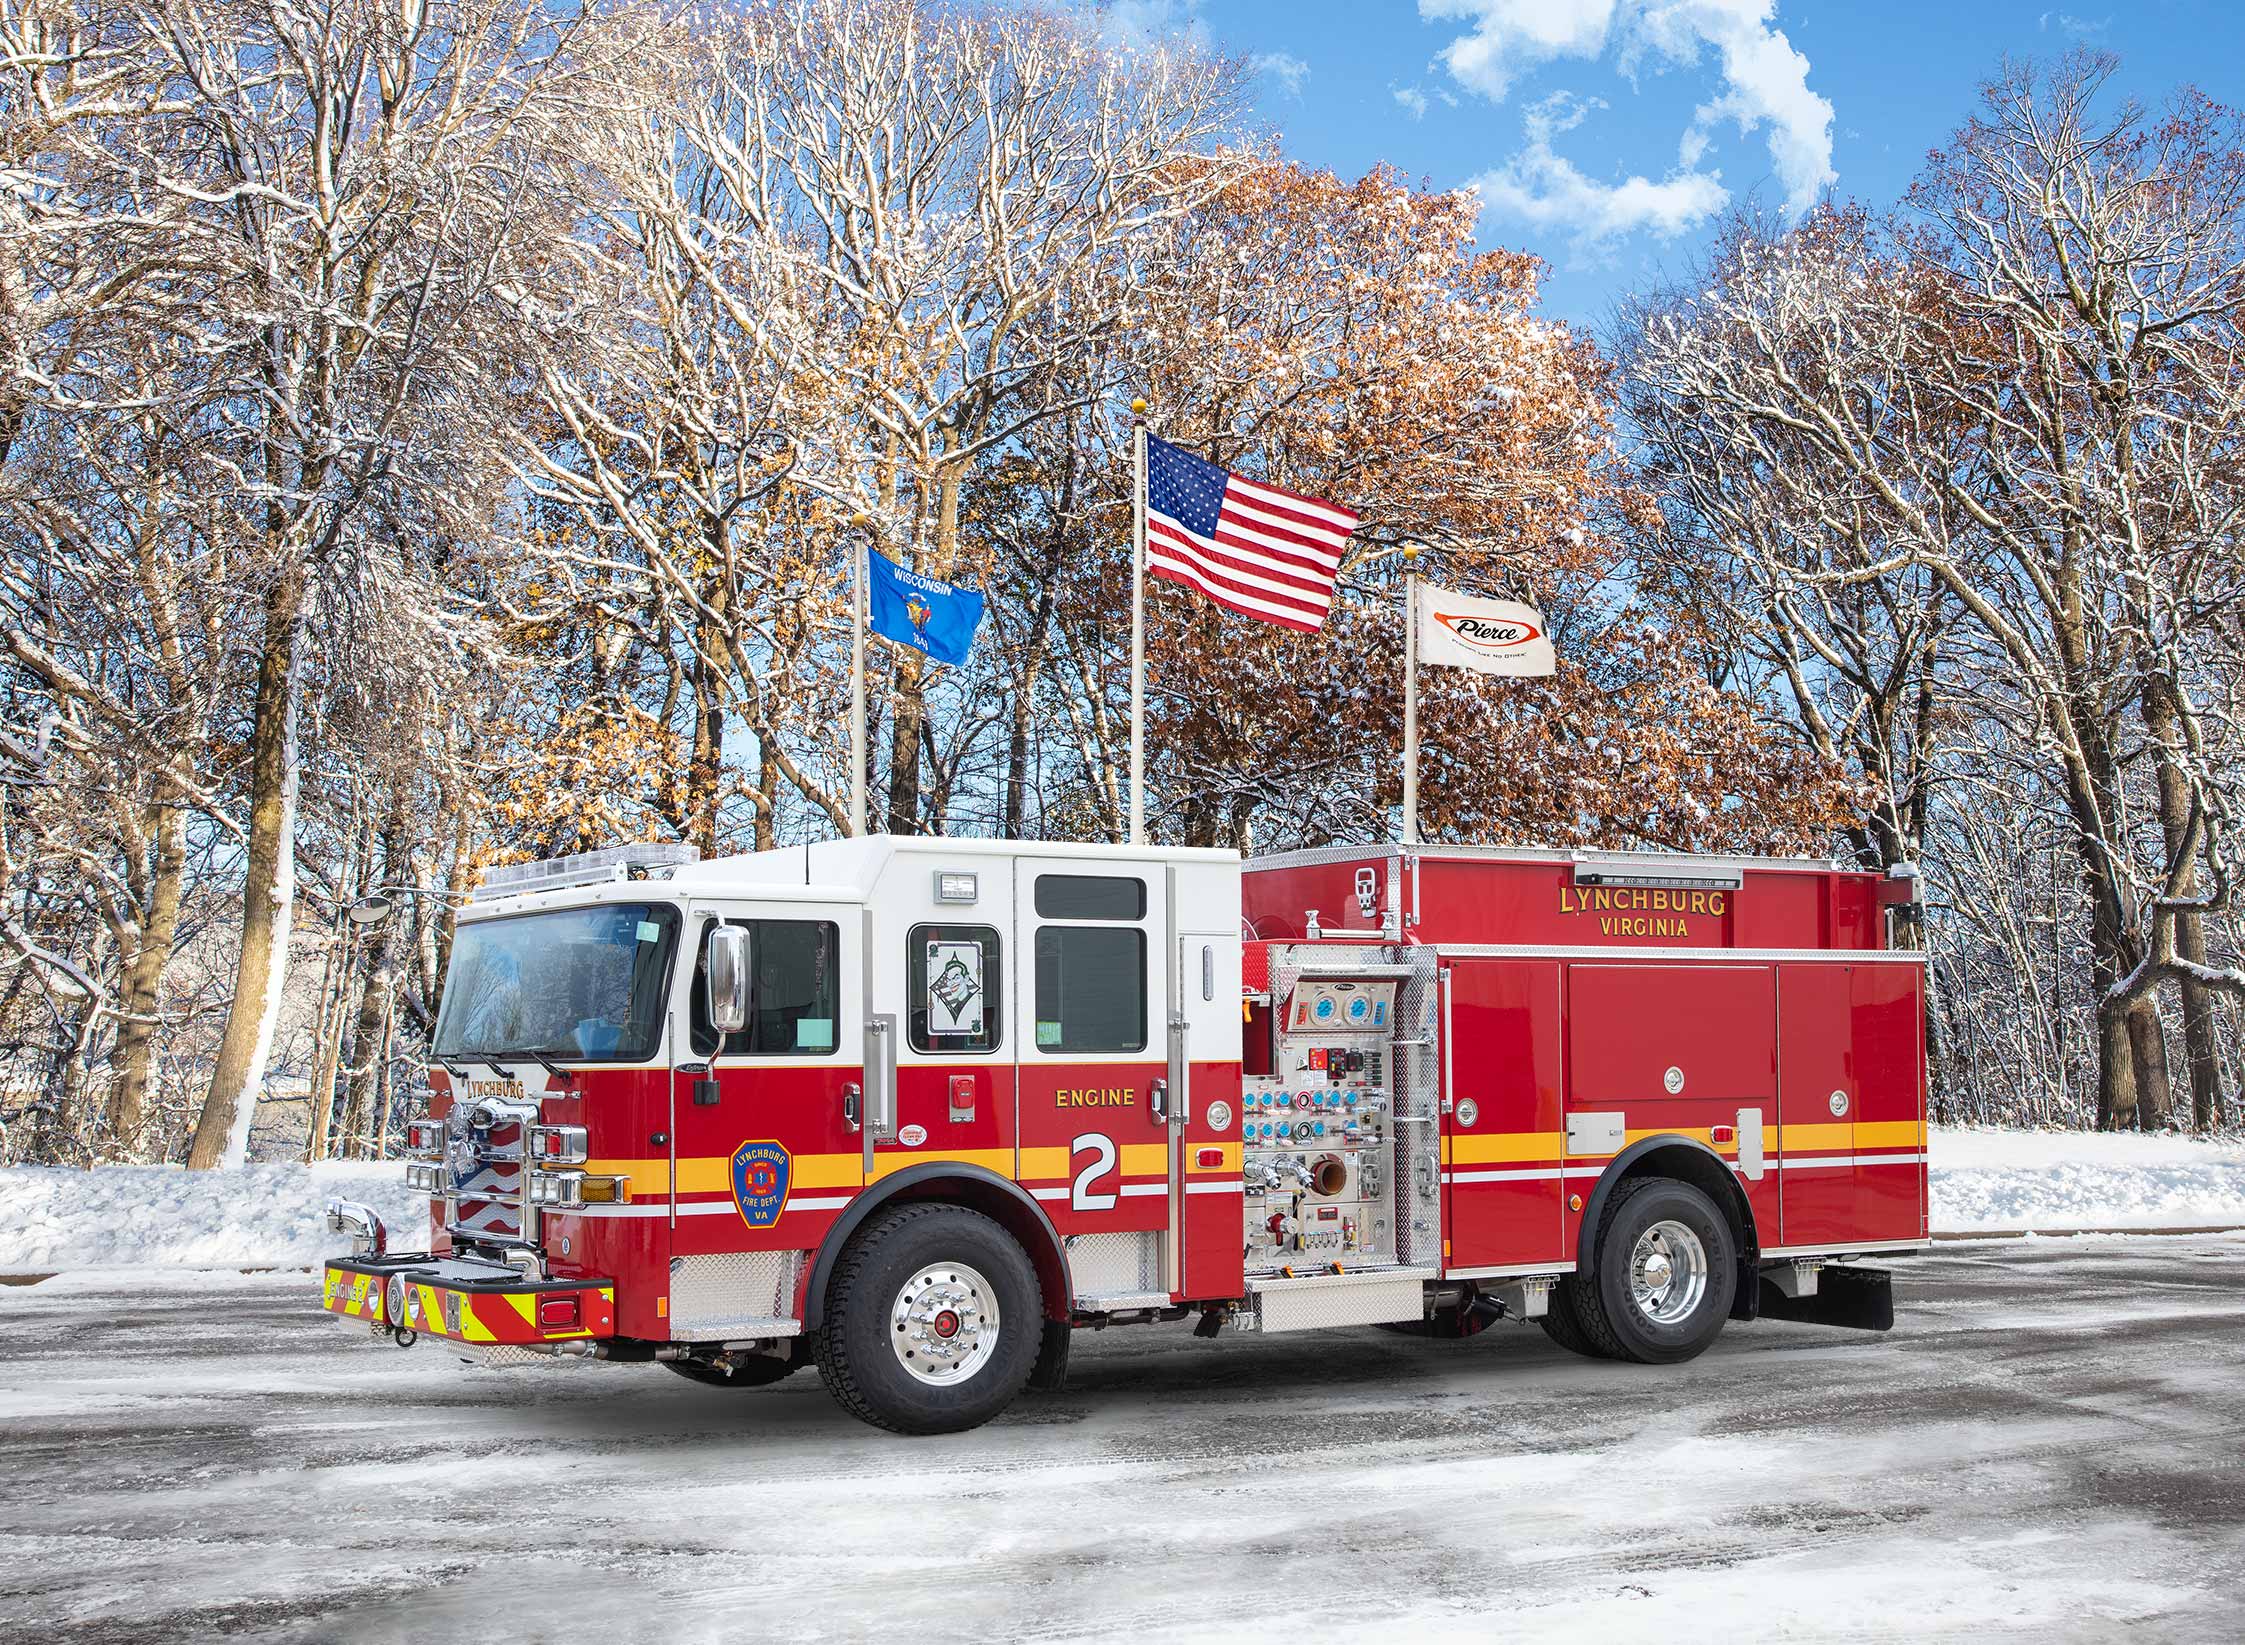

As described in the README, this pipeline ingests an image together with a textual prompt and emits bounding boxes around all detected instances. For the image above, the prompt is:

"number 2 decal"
[1070,1132,1118,1211]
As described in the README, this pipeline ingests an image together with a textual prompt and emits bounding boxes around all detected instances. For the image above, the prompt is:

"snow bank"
[1930,1126,2245,1232]
[0,1162,422,1273]
[4,1129,2242,1272]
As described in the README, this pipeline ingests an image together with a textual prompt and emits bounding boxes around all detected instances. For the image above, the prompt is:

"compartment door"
[1777,963,1855,1248]
[1441,960,1566,1272]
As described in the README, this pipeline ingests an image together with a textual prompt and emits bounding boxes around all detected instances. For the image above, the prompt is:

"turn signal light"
[527,1124,589,1165]
[1709,1125,1737,1145]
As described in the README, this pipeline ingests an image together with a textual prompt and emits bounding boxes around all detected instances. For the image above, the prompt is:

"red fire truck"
[323,837,1929,1434]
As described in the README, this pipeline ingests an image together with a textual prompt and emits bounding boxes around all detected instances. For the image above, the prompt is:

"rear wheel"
[1571,1176,1736,1364]
[662,1353,797,1389]
[813,1204,1041,1435]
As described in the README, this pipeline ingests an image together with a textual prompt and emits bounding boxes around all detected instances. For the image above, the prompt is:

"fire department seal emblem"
[729,1140,791,1229]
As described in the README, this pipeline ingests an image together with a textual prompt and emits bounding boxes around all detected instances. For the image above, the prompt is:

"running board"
[1239,1268,1435,1334]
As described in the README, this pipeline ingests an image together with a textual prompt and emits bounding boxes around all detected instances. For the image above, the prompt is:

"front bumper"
[322,1254,615,1345]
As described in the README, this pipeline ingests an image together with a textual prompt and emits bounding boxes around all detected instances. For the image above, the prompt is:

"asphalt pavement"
[2,1236,2241,1643]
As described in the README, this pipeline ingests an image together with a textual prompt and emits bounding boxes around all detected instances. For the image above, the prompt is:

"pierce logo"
[1436,612,1542,652]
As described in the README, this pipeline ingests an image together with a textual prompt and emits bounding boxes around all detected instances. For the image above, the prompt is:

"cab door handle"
[649,1132,669,1147]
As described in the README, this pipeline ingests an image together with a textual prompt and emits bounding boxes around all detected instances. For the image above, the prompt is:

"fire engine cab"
[322,836,1930,1434]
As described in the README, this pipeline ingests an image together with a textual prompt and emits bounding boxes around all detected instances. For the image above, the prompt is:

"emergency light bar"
[473,843,700,901]
[1569,854,1744,893]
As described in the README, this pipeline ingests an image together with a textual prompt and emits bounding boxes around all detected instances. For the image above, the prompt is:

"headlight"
[404,1163,443,1194]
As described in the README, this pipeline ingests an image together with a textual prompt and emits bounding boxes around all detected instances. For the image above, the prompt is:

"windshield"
[433,904,679,1063]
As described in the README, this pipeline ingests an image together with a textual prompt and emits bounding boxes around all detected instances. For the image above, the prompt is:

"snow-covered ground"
[1931,1126,2245,1232]
[0,1160,419,1272]
[2,1239,2241,1642]
[3,1128,2243,1273]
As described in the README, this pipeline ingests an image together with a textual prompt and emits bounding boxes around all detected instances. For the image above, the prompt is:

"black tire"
[662,1353,798,1388]
[1536,1278,1613,1359]
[813,1203,1041,1435]
[1570,1176,1736,1365]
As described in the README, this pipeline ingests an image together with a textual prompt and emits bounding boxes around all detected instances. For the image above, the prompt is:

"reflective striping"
[1446,1131,1566,1166]
[1118,1182,1168,1198]
[1184,1181,1243,1196]
[1447,1167,1566,1184]
[871,1147,1013,1182]
[1027,1186,1069,1202]
[1019,1143,1169,1180]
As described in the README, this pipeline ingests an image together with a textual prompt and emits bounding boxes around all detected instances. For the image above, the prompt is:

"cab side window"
[690,918,840,1058]
[909,924,1002,1053]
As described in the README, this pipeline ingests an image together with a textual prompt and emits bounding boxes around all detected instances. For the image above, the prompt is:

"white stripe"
[1781,1156,1851,1172]
[1148,519,1335,608]
[1185,1180,1243,1196]
[1148,522,1333,619]
[784,1195,854,1211]
[1226,473,1357,533]
[1027,1186,1069,1202]
[1151,505,1339,589]
[1212,499,1349,566]
[1853,1152,1927,1167]
[1148,545,1327,628]
[1448,1167,1567,1184]
[1118,1182,1168,1198]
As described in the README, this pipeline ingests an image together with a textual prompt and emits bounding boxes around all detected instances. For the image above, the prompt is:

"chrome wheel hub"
[1628,1219,1709,1327]
[890,1261,1000,1386]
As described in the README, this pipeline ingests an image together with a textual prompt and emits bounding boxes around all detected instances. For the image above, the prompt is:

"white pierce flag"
[1414,582,1555,677]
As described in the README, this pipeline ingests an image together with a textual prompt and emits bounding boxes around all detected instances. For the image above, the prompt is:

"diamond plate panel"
[1246,1269,1433,1333]
[669,1250,805,1340]
[1067,1230,1162,1298]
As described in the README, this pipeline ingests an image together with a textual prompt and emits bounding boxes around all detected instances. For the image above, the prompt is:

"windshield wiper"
[512,1047,577,1089]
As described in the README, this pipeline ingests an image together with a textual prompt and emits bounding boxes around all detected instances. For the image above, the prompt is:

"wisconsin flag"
[868,549,983,667]
[1415,582,1555,677]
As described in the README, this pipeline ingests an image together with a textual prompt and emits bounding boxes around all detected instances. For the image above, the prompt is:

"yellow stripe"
[1855,1119,1926,1149]
[1452,1131,1567,1165]
[1017,1142,1170,1181]
[586,1151,867,1198]
[870,1147,1015,1182]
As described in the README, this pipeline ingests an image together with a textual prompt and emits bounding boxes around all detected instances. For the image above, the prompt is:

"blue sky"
[1107,1,2245,332]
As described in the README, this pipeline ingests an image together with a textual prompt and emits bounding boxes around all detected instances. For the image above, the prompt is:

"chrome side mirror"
[706,925,750,1034]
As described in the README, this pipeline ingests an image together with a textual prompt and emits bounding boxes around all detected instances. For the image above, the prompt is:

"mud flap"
[1027,1318,1071,1393]
[1756,1264,1895,1332]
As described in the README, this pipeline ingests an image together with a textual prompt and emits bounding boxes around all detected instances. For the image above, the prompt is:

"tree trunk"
[2125,998,2174,1131]
[341,801,406,1158]
[187,568,308,1170]
[2143,672,2227,1130]
[108,798,186,1154]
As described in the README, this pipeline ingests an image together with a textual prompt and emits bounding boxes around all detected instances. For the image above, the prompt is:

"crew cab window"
[910,924,1001,1053]
[1033,873,1146,920]
[689,918,840,1058]
[1034,926,1146,1053]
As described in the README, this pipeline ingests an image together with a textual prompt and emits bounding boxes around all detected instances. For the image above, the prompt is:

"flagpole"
[1402,544,1420,846]
[848,511,868,838]
[1128,399,1148,846]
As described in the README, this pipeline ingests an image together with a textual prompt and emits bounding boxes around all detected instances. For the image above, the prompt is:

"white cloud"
[1252,51,1310,98]
[1465,90,1728,248]
[1394,84,1431,120]
[1423,0,1834,226]
[2040,11,2110,37]
[1096,0,1210,51]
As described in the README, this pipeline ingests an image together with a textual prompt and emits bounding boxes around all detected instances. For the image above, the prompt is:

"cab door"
[667,903,862,1334]
[1012,857,1174,1305]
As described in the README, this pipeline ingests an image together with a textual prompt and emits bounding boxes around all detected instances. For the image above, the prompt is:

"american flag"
[1144,434,1357,633]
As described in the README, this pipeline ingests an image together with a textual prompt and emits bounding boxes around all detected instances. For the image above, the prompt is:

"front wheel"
[813,1204,1042,1435]
[1570,1176,1736,1364]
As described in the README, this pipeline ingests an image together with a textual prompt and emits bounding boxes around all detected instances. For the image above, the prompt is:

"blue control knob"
[1259,1122,1274,1139]
[1243,1120,1255,1138]
[1277,1121,1293,1140]
[1313,1121,1326,1137]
